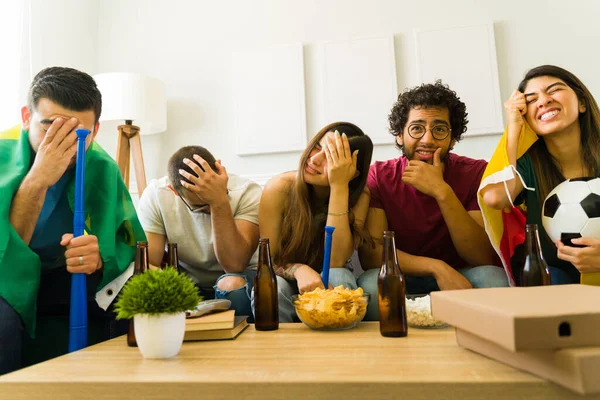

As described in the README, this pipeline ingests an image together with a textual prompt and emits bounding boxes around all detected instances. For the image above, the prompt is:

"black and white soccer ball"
[542,177,600,246]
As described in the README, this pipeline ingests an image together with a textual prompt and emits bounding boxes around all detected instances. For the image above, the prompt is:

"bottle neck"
[382,236,400,274]
[135,246,149,274]
[168,245,178,265]
[258,241,272,268]
[525,226,543,257]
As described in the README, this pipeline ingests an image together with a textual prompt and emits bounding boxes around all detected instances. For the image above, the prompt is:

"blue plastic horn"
[321,225,336,287]
[68,128,90,353]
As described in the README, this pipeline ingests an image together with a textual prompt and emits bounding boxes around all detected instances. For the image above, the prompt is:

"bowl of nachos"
[292,286,369,330]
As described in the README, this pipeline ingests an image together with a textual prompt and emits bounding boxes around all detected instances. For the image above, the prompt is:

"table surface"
[0,322,596,400]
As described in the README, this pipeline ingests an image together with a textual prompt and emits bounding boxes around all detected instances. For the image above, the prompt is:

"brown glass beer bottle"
[521,224,551,287]
[166,242,180,273]
[254,238,279,331]
[127,241,149,347]
[378,231,408,337]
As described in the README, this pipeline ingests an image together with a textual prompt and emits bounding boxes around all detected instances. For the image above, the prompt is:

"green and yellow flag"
[0,126,146,336]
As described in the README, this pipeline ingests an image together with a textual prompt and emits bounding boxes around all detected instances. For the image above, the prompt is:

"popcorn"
[405,295,448,328]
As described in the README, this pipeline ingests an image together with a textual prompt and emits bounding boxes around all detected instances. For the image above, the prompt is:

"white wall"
[29,0,99,76]
[3,0,98,125]
[33,0,600,183]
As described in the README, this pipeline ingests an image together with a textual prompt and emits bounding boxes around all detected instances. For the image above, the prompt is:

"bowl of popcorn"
[405,294,449,329]
[292,286,369,330]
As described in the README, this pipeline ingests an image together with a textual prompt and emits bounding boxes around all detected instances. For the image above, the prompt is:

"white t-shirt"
[137,174,261,288]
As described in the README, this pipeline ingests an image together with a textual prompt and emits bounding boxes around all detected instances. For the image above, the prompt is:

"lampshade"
[94,72,167,135]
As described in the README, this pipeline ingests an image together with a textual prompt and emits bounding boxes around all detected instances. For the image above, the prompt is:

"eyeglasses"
[178,189,229,213]
[406,124,451,140]
[179,194,208,213]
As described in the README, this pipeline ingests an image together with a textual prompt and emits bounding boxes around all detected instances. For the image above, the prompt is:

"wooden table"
[1,323,596,400]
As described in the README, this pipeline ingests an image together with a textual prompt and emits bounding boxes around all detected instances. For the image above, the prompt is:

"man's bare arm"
[11,117,79,243]
[211,201,259,273]
[358,207,472,290]
[436,188,498,266]
[9,175,48,244]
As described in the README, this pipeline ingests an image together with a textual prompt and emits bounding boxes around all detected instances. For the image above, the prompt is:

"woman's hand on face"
[504,90,527,131]
[324,131,359,188]
[294,264,329,294]
[556,238,600,273]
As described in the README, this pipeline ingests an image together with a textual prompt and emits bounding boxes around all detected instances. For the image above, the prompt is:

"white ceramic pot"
[134,312,186,359]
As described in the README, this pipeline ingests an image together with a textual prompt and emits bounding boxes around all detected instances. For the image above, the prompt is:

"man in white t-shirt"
[137,146,261,320]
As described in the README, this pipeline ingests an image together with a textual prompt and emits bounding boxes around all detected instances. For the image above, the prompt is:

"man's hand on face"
[30,117,80,188]
[401,148,451,200]
[179,156,229,206]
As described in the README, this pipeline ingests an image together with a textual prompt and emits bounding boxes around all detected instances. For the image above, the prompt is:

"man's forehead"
[35,98,69,115]
[34,98,96,122]
[407,106,450,121]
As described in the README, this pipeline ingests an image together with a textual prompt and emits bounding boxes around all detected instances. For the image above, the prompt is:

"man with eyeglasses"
[137,146,261,321]
[358,81,508,320]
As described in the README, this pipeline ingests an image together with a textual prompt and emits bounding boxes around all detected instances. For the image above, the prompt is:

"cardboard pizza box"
[456,328,600,395]
[431,284,600,351]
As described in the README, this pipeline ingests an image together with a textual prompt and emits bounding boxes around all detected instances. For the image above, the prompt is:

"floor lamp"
[94,73,167,196]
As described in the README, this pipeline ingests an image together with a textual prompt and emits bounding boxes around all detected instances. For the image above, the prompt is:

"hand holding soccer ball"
[542,177,600,273]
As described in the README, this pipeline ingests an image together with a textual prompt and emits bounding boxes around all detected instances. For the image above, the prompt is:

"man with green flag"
[0,67,146,374]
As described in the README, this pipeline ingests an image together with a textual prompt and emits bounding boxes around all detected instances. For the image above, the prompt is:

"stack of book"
[184,310,248,341]
[431,285,600,395]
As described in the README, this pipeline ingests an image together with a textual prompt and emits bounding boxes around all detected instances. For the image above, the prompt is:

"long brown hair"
[276,122,373,271]
[517,65,600,205]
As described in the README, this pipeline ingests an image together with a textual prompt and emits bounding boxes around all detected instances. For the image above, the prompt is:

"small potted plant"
[115,267,200,359]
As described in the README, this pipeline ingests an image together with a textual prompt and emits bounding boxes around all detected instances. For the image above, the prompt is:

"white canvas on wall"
[321,36,398,145]
[414,23,504,136]
[232,43,307,156]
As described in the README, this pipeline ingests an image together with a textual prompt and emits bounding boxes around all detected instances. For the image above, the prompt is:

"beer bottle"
[127,241,149,347]
[377,231,408,337]
[254,238,279,331]
[521,224,551,287]
[167,242,180,273]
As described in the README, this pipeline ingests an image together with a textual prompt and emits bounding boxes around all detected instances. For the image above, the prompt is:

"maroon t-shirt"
[367,153,487,270]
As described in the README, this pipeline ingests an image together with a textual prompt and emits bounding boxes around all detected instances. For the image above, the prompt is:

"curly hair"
[388,80,468,151]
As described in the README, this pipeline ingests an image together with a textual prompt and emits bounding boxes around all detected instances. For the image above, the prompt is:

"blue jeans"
[213,269,256,323]
[0,296,23,375]
[548,266,578,285]
[358,265,509,321]
[268,268,358,323]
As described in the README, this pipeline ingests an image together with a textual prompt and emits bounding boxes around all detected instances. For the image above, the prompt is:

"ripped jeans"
[212,269,256,323]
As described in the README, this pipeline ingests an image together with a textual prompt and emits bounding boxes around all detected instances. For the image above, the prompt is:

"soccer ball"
[542,177,600,246]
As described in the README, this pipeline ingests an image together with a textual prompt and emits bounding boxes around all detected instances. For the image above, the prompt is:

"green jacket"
[0,125,146,336]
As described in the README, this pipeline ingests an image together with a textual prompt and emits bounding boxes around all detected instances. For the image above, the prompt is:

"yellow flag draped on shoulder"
[477,123,538,286]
